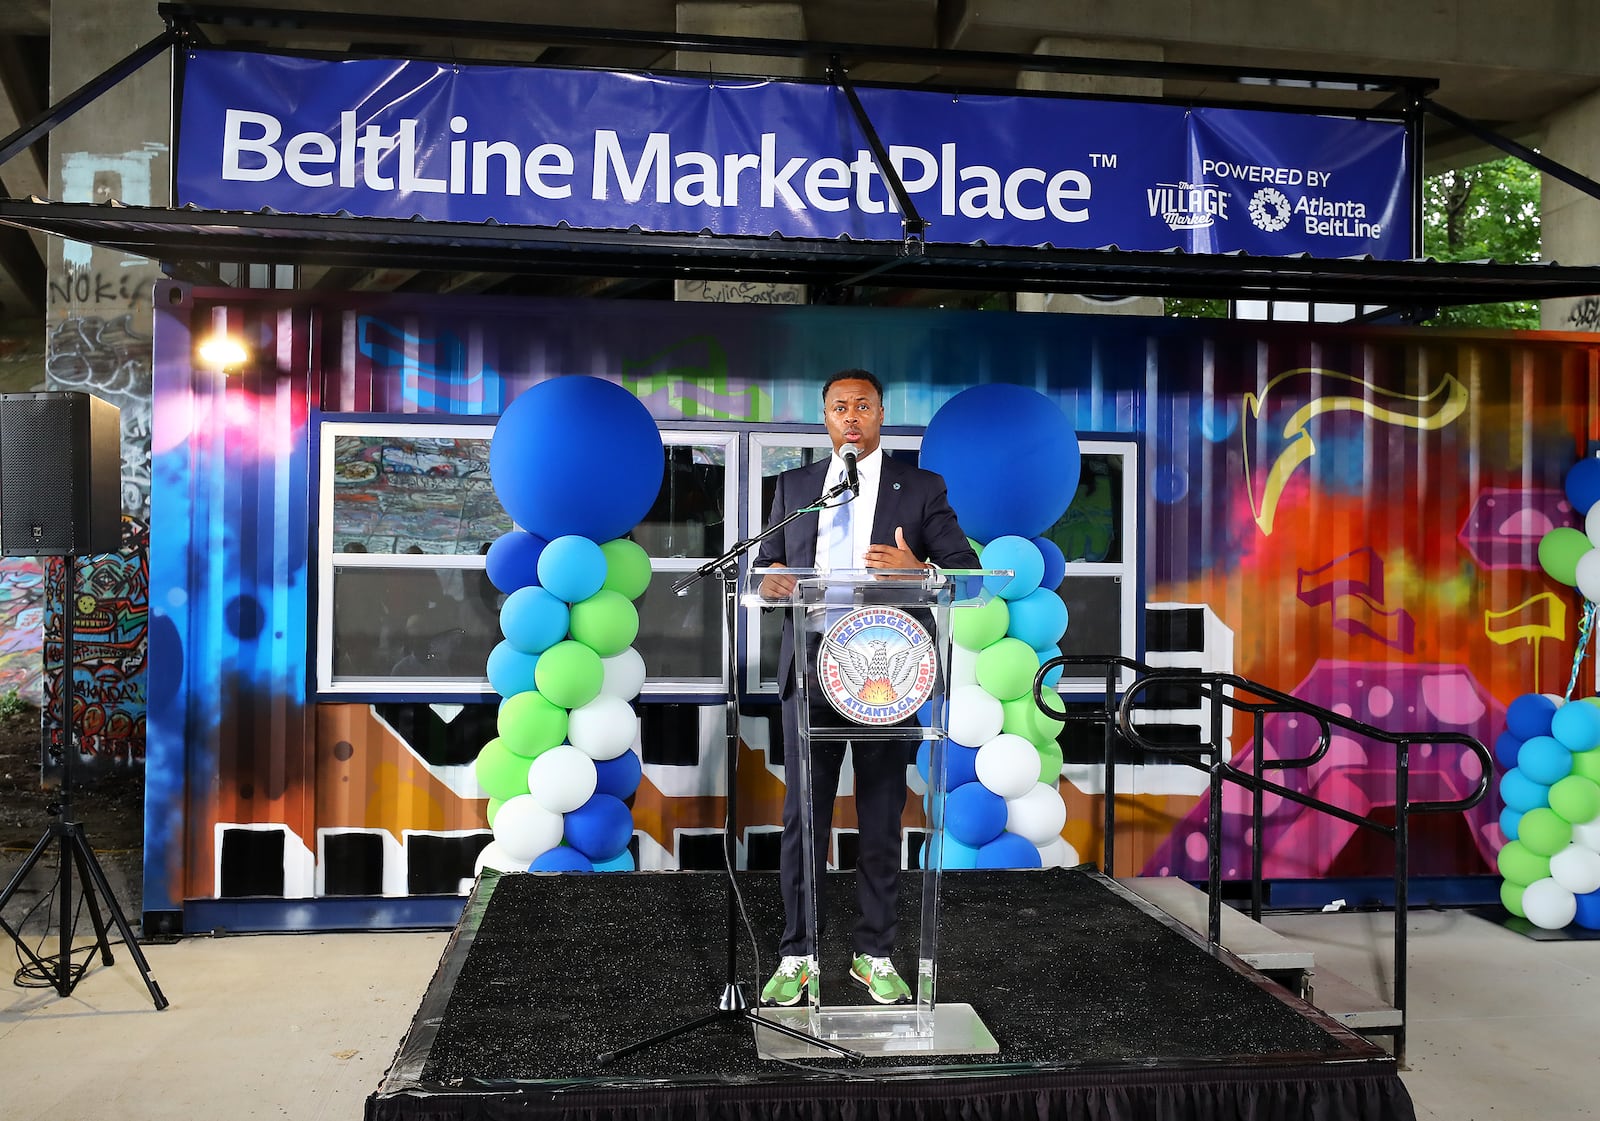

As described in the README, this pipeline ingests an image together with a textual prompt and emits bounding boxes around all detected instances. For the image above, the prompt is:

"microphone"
[841,445,859,495]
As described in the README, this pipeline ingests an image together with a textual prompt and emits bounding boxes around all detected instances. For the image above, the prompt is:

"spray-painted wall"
[146,286,1587,924]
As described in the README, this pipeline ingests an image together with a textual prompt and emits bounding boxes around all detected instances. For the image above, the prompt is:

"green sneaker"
[760,955,813,1006]
[850,954,912,1005]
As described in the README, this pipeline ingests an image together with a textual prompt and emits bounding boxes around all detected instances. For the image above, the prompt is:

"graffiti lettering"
[678,279,805,305]
[1567,297,1600,330]
[48,269,156,308]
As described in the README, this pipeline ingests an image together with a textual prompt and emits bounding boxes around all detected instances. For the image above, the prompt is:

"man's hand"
[760,563,798,599]
[865,527,931,580]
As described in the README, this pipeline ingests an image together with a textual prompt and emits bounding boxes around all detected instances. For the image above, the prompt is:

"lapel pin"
[893,482,902,490]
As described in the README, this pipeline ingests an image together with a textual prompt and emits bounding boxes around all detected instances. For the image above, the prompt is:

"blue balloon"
[563,793,634,862]
[1519,735,1575,786]
[981,536,1046,601]
[1499,805,1522,842]
[529,847,593,873]
[491,375,665,542]
[537,535,608,604]
[945,781,1007,847]
[1575,888,1600,931]
[1499,766,1551,813]
[1506,693,1559,741]
[500,586,569,654]
[485,530,549,594]
[1006,587,1069,649]
[1494,730,1525,770]
[594,849,636,873]
[920,384,1080,543]
[1036,645,1063,688]
[976,831,1044,870]
[1552,700,1600,753]
[594,750,642,799]
[919,741,981,793]
[1032,536,1066,591]
[1566,457,1600,516]
[486,640,540,697]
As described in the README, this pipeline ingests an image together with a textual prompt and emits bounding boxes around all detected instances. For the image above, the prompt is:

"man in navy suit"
[755,369,978,1007]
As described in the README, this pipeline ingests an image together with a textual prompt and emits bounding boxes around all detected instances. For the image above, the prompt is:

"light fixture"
[196,333,249,373]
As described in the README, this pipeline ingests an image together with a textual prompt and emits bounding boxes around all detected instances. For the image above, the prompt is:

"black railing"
[1036,654,1493,1061]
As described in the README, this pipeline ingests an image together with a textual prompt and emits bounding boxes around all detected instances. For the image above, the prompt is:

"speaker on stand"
[0,391,166,1009]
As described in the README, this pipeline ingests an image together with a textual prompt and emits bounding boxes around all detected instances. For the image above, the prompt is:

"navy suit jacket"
[754,454,980,698]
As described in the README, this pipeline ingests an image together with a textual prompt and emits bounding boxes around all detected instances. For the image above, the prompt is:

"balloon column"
[1505,456,1600,926]
[470,376,663,875]
[915,383,1081,870]
[1494,692,1600,930]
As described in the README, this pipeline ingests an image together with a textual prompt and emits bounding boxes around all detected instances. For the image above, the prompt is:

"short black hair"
[821,368,884,403]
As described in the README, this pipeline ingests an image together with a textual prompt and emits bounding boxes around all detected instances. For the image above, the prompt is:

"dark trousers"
[778,694,909,958]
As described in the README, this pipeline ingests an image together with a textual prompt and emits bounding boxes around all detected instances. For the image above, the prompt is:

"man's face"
[823,378,884,457]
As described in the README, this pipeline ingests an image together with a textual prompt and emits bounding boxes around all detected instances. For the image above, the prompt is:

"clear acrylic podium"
[743,567,1006,1058]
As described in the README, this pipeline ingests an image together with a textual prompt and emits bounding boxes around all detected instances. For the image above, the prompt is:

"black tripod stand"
[0,554,167,1009]
[598,482,858,1064]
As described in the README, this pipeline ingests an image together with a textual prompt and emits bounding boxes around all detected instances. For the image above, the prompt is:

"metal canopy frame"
[4,4,1600,310]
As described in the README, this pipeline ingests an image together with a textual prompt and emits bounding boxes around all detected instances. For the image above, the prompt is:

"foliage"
[1420,156,1541,329]
[1164,297,1229,319]
[0,687,23,719]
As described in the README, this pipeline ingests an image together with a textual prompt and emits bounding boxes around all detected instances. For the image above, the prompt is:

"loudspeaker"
[0,392,122,556]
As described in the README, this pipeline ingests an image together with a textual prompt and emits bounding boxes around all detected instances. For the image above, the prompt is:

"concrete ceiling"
[2,0,1598,318]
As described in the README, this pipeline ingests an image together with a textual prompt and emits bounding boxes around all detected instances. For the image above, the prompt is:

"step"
[1117,877,1401,1032]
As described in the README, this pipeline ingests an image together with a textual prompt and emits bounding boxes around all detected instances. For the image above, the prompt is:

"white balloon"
[1005,782,1068,845]
[527,745,598,813]
[492,795,564,863]
[949,642,979,688]
[1572,816,1600,851]
[599,647,647,700]
[1577,549,1600,603]
[567,695,639,760]
[1035,836,1080,869]
[1587,505,1600,550]
[473,840,525,876]
[1550,843,1600,894]
[948,684,1004,748]
[1523,876,1578,931]
[974,733,1041,799]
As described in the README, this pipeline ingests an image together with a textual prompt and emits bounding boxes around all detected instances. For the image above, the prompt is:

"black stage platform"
[366,868,1413,1121]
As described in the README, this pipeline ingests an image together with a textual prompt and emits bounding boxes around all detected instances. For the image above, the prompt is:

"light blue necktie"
[826,490,853,571]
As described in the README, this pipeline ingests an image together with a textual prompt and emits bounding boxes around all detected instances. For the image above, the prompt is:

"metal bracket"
[828,55,927,255]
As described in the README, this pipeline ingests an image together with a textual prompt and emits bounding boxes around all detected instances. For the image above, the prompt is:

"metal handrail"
[1035,654,1493,1064]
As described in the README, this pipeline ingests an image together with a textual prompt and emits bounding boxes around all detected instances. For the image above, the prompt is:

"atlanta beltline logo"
[817,607,937,726]
[1145,158,1384,239]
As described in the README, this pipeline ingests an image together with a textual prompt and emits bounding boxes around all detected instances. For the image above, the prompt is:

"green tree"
[1420,156,1541,329]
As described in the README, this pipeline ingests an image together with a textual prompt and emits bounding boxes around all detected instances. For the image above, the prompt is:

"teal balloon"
[1552,700,1600,752]
[537,535,608,604]
[501,586,569,655]
[1005,587,1069,649]
[1538,527,1592,586]
[487,641,540,697]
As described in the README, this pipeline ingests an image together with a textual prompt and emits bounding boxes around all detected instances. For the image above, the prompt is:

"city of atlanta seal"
[817,606,938,725]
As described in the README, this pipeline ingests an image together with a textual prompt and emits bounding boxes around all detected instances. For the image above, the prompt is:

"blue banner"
[176,50,1413,258]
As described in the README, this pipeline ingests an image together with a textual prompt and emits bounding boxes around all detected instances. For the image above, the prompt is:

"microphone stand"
[598,477,859,1064]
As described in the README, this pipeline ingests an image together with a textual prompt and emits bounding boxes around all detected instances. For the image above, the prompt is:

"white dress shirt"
[816,445,882,570]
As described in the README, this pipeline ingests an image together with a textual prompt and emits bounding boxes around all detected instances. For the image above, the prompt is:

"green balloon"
[953,596,1010,652]
[1500,878,1526,919]
[1001,696,1039,740]
[1497,839,1551,886]
[1538,526,1592,586]
[600,538,653,600]
[975,637,1039,701]
[497,690,568,758]
[474,738,532,802]
[534,639,605,709]
[1036,739,1064,785]
[569,589,640,657]
[1572,748,1600,784]
[1550,774,1600,824]
[485,797,505,829]
[1517,807,1573,858]
[1032,692,1067,744]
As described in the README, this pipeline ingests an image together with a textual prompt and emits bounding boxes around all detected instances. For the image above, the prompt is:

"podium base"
[752,1002,998,1059]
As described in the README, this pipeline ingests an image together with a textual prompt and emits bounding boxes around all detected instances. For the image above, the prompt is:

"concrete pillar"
[1540,88,1600,331]
[674,2,808,306]
[1016,37,1164,317]
[42,0,168,762]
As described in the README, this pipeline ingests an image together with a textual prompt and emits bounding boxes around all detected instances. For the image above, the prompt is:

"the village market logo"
[817,607,937,726]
